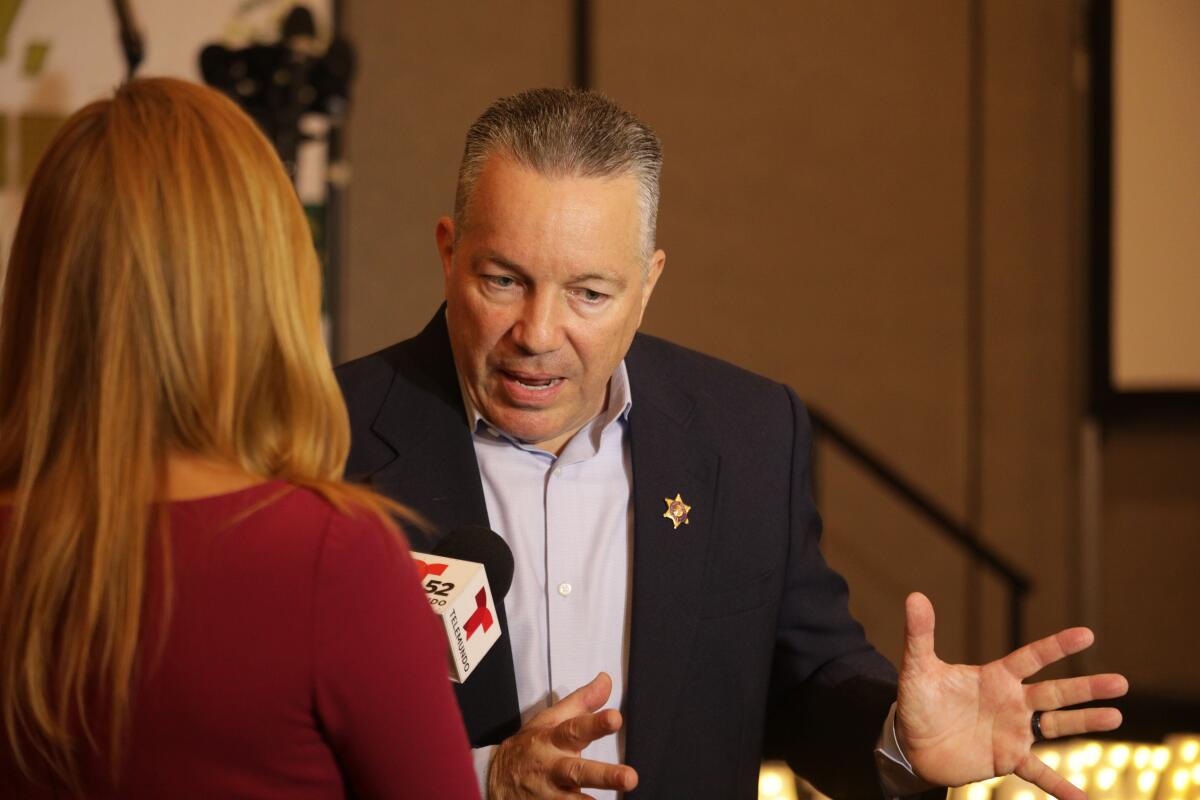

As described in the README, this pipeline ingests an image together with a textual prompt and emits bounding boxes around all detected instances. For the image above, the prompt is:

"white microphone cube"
[411,553,501,683]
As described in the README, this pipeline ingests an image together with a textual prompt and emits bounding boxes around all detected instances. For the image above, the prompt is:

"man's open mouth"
[502,371,563,391]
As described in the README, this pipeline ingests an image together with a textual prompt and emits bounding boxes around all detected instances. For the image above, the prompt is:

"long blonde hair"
[0,77,399,787]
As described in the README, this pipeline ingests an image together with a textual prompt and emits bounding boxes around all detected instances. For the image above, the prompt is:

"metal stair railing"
[808,408,1032,652]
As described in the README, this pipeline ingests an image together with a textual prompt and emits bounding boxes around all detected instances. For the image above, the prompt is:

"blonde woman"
[0,78,479,798]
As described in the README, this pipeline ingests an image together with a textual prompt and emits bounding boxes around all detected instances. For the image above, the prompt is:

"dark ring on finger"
[1031,710,1046,743]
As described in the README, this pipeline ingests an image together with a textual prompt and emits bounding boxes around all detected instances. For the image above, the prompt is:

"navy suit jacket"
[336,310,901,799]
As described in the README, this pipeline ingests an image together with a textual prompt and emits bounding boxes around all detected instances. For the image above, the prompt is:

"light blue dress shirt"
[466,363,634,800]
[461,362,927,798]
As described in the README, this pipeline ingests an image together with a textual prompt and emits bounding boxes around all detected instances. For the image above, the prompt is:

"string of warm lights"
[757,736,1200,800]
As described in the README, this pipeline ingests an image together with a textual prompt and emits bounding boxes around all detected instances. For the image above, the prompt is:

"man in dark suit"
[336,89,1126,799]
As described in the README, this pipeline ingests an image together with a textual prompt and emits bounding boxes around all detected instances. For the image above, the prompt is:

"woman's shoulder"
[172,481,407,558]
[275,485,414,573]
[312,493,412,574]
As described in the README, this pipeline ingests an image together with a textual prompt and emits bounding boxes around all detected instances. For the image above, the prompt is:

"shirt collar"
[460,361,634,452]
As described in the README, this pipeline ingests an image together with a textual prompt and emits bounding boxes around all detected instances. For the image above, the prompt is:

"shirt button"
[557,582,572,597]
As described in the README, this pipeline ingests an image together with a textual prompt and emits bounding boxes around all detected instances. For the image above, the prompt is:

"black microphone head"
[433,526,514,602]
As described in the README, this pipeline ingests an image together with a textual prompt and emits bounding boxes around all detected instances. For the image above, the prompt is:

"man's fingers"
[1037,707,1123,739]
[550,756,639,793]
[1001,627,1094,680]
[1026,673,1129,711]
[537,672,614,726]
[1015,753,1086,800]
[902,592,937,666]
[550,709,623,752]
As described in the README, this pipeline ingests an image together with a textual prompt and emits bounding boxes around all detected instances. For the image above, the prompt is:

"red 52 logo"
[413,560,455,597]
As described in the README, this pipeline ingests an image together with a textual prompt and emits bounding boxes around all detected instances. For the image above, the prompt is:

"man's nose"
[510,290,565,355]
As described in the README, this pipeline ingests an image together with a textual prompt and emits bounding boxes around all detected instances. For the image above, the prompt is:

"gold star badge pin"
[663,494,691,529]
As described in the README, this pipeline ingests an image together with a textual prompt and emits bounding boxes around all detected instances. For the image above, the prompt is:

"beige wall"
[974,0,1088,673]
[1112,0,1200,389]
[344,0,1199,695]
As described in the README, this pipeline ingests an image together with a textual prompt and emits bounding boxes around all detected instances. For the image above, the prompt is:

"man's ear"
[436,216,456,279]
[640,248,666,314]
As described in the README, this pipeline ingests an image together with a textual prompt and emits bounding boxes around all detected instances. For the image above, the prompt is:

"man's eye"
[486,276,517,289]
[574,288,608,303]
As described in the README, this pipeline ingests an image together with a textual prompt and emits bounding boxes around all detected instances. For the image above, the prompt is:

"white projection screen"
[1109,0,1200,393]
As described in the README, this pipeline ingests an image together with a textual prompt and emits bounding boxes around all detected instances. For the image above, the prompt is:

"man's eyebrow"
[569,271,627,289]
[474,250,529,275]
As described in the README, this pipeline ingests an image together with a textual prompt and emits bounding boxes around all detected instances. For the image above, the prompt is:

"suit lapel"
[359,310,520,746]
[366,321,489,550]
[622,337,720,780]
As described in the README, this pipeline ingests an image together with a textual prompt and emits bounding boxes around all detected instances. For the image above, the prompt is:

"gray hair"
[453,88,663,262]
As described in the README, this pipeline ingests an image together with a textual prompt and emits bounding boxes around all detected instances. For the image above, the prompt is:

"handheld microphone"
[412,526,513,683]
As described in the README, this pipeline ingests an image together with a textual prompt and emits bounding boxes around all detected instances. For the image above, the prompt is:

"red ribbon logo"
[463,588,493,640]
[414,560,448,582]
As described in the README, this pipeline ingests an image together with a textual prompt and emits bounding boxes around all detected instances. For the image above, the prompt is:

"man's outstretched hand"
[488,672,637,799]
[896,593,1129,800]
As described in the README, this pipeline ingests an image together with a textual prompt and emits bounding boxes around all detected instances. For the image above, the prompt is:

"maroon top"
[0,483,480,799]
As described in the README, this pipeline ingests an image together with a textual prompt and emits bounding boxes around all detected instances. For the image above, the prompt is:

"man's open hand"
[896,592,1129,800]
[488,672,638,799]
